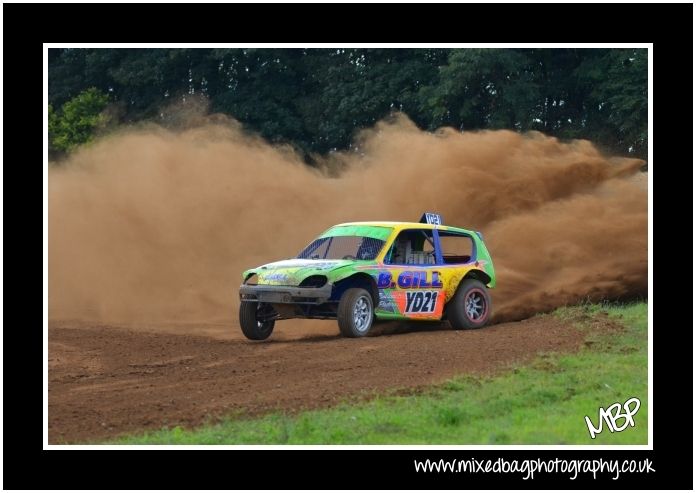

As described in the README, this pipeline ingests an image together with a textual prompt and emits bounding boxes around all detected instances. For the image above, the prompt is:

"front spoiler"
[239,283,333,304]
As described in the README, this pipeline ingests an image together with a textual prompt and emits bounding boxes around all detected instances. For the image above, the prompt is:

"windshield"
[297,236,385,261]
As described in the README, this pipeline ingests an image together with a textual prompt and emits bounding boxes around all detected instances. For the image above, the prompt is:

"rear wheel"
[337,288,374,337]
[446,279,491,329]
[239,301,276,340]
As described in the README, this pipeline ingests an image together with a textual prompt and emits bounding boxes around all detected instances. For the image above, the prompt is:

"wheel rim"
[256,303,275,329]
[353,295,372,332]
[464,289,487,321]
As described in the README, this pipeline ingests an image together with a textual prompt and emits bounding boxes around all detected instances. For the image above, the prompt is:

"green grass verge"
[114,302,648,445]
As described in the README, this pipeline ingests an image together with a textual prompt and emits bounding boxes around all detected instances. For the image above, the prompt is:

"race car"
[239,213,496,340]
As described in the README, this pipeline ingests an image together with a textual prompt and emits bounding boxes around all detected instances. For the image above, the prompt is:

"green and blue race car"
[239,213,495,340]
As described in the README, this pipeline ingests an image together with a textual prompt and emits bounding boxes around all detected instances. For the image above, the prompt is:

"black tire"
[337,288,374,337]
[446,279,492,330]
[239,301,276,340]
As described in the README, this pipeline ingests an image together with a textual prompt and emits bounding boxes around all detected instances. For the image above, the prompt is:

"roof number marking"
[421,212,443,225]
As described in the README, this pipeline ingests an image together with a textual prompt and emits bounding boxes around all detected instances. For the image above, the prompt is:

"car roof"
[333,221,477,235]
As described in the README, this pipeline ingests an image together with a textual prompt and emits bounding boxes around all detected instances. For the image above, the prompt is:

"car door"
[376,227,445,320]
[432,230,478,305]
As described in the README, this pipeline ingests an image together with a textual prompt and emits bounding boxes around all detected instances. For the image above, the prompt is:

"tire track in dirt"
[48,315,617,443]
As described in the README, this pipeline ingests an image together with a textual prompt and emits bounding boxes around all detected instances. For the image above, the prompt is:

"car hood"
[248,259,357,286]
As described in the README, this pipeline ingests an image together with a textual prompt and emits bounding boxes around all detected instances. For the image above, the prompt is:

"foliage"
[48,48,648,159]
[49,87,110,155]
[576,49,648,156]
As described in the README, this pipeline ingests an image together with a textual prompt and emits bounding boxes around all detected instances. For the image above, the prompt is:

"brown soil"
[48,315,606,443]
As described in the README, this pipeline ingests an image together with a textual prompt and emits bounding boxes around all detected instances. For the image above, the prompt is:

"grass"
[114,302,648,445]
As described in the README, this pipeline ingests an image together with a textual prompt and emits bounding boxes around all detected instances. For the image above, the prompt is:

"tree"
[418,49,539,130]
[49,87,110,155]
[576,49,648,157]
[47,48,648,160]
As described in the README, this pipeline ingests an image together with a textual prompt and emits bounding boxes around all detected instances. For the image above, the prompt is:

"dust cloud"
[48,113,647,325]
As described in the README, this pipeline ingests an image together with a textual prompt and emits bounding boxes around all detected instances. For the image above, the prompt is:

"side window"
[438,233,474,264]
[385,229,436,265]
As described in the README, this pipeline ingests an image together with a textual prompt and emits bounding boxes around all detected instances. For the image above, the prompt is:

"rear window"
[438,233,474,264]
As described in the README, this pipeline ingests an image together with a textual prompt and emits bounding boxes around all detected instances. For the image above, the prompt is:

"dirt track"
[48,316,602,443]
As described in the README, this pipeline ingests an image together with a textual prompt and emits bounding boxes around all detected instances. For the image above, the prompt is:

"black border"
[6,1,693,490]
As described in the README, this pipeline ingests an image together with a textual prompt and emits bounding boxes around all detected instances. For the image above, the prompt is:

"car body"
[239,213,495,339]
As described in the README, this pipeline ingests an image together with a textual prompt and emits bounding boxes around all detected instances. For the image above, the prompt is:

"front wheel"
[337,288,374,337]
[446,279,492,329]
[239,301,276,340]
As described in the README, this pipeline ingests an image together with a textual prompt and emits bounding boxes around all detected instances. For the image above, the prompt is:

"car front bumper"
[239,283,333,304]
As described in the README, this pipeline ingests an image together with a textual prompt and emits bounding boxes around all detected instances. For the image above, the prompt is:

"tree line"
[48,48,647,161]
